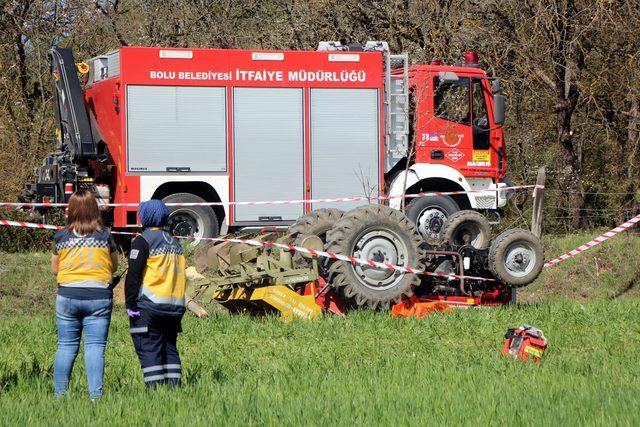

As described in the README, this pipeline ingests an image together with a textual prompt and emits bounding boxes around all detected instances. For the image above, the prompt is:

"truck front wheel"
[405,195,459,244]
[163,193,219,245]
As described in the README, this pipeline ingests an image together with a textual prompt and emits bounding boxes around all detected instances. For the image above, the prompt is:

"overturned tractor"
[188,206,544,318]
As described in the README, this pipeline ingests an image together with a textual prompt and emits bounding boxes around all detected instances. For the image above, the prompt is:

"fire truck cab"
[388,53,509,241]
[25,42,509,242]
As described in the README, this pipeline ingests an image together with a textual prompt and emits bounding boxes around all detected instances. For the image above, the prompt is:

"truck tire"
[325,205,425,310]
[440,210,491,248]
[287,208,344,242]
[405,195,459,244]
[488,228,544,287]
[163,193,219,245]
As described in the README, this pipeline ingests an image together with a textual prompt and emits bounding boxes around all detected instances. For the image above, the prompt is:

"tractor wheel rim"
[351,229,408,290]
[168,209,204,244]
[417,208,447,241]
[504,241,536,277]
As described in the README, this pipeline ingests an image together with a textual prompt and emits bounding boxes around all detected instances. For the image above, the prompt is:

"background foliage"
[0,0,639,234]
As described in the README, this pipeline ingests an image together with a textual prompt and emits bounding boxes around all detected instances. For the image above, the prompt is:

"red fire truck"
[24,41,509,242]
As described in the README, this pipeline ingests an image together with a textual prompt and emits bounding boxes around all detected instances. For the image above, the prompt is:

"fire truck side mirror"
[438,71,459,83]
[493,94,505,125]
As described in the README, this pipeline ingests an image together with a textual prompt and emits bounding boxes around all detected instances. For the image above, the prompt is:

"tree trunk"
[556,97,585,228]
[624,95,640,222]
[552,0,586,228]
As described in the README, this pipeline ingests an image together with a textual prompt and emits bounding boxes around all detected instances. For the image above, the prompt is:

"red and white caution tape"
[3,209,637,281]
[0,219,62,230]
[543,213,640,267]
[180,234,495,282]
[0,184,539,209]
[0,218,493,282]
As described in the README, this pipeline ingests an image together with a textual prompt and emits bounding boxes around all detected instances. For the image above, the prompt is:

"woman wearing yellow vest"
[51,190,118,399]
[125,199,187,388]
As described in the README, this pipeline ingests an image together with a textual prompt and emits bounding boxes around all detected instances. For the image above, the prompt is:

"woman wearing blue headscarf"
[124,199,187,388]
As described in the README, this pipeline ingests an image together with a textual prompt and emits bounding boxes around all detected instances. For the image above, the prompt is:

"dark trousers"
[130,314,182,388]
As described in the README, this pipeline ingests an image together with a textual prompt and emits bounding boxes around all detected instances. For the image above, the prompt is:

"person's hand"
[127,308,141,319]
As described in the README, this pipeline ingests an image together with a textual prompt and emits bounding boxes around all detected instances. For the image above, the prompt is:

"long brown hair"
[66,190,103,235]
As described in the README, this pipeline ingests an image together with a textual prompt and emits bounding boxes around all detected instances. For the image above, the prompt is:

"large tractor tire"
[325,205,426,309]
[488,228,544,287]
[405,195,460,244]
[287,208,344,242]
[287,208,344,270]
[163,193,219,245]
[440,210,492,248]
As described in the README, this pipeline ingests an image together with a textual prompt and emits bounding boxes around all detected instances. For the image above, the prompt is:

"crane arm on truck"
[49,47,96,161]
[21,48,100,205]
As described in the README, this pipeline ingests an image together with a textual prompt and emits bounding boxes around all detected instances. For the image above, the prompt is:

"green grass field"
[0,232,639,425]
[1,303,639,425]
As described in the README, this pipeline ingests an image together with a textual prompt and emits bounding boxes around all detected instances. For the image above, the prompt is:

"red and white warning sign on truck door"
[446,149,464,162]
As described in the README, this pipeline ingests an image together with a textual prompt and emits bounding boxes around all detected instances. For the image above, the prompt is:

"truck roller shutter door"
[127,86,227,173]
[310,89,379,211]
[233,88,304,222]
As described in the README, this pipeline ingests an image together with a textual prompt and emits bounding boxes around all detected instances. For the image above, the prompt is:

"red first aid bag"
[502,324,547,362]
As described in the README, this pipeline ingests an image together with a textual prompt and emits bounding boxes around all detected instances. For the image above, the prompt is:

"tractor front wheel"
[440,210,492,248]
[488,228,544,287]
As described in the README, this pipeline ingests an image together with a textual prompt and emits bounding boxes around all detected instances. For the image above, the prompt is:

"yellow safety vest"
[139,228,186,308]
[54,228,113,286]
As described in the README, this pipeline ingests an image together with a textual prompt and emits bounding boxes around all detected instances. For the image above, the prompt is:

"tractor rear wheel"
[287,208,344,270]
[440,210,491,248]
[325,205,425,309]
[488,228,544,287]
[287,208,344,242]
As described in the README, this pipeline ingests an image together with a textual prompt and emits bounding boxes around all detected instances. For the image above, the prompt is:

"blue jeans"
[54,295,113,398]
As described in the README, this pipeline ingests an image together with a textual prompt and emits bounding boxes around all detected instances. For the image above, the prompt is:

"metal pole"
[531,166,546,237]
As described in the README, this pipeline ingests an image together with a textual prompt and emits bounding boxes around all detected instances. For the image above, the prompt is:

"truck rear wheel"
[440,210,491,248]
[405,195,460,244]
[488,228,544,287]
[163,193,219,245]
[325,205,425,309]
